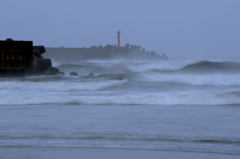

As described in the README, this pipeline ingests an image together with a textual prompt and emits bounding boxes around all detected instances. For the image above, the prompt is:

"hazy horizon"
[0,0,240,58]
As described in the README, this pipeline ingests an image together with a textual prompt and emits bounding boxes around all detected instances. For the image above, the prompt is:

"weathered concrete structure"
[0,39,60,76]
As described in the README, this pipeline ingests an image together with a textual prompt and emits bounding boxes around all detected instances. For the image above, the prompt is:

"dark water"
[0,53,240,155]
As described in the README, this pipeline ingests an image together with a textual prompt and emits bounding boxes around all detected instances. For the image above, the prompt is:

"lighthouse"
[116,31,121,48]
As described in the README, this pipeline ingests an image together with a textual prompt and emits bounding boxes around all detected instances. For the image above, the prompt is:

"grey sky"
[0,0,240,58]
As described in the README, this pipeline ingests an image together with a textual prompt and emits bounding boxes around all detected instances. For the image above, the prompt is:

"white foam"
[142,72,240,86]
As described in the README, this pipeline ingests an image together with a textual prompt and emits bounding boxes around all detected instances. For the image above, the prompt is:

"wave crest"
[180,61,240,73]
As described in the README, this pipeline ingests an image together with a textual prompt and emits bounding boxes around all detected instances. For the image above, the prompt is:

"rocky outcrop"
[29,45,62,75]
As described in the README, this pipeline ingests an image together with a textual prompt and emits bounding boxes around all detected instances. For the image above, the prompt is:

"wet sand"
[0,147,239,159]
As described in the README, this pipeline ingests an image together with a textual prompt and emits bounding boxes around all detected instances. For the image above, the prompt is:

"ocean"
[0,52,240,157]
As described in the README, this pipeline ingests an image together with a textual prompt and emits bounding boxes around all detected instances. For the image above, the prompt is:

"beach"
[1,147,239,159]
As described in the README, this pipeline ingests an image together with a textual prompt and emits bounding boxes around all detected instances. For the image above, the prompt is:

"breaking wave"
[0,134,240,155]
[180,61,240,73]
[55,60,240,78]
[1,59,240,106]
[1,134,240,145]
[1,57,240,156]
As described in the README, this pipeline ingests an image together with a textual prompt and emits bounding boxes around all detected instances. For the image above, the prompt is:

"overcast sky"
[0,0,240,58]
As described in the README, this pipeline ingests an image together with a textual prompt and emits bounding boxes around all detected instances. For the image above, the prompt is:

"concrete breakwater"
[45,45,168,62]
[0,39,60,76]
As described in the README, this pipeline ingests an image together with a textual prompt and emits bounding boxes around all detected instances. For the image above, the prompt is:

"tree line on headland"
[47,44,168,61]
[66,44,166,59]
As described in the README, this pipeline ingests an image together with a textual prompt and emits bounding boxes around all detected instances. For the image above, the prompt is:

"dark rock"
[33,46,46,54]
[6,38,14,41]
[70,72,78,76]
[33,46,46,58]
[32,58,52,72]
[89,73,94,76]
[47,67,61,75]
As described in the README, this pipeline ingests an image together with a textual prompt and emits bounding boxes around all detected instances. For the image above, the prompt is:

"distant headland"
[46,31,168,61]
[46,44,168,61]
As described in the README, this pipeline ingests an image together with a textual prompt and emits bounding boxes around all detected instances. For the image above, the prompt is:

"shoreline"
[1,147,239,159]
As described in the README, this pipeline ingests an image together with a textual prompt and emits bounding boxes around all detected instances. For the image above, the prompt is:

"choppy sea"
[0,52,240,155]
